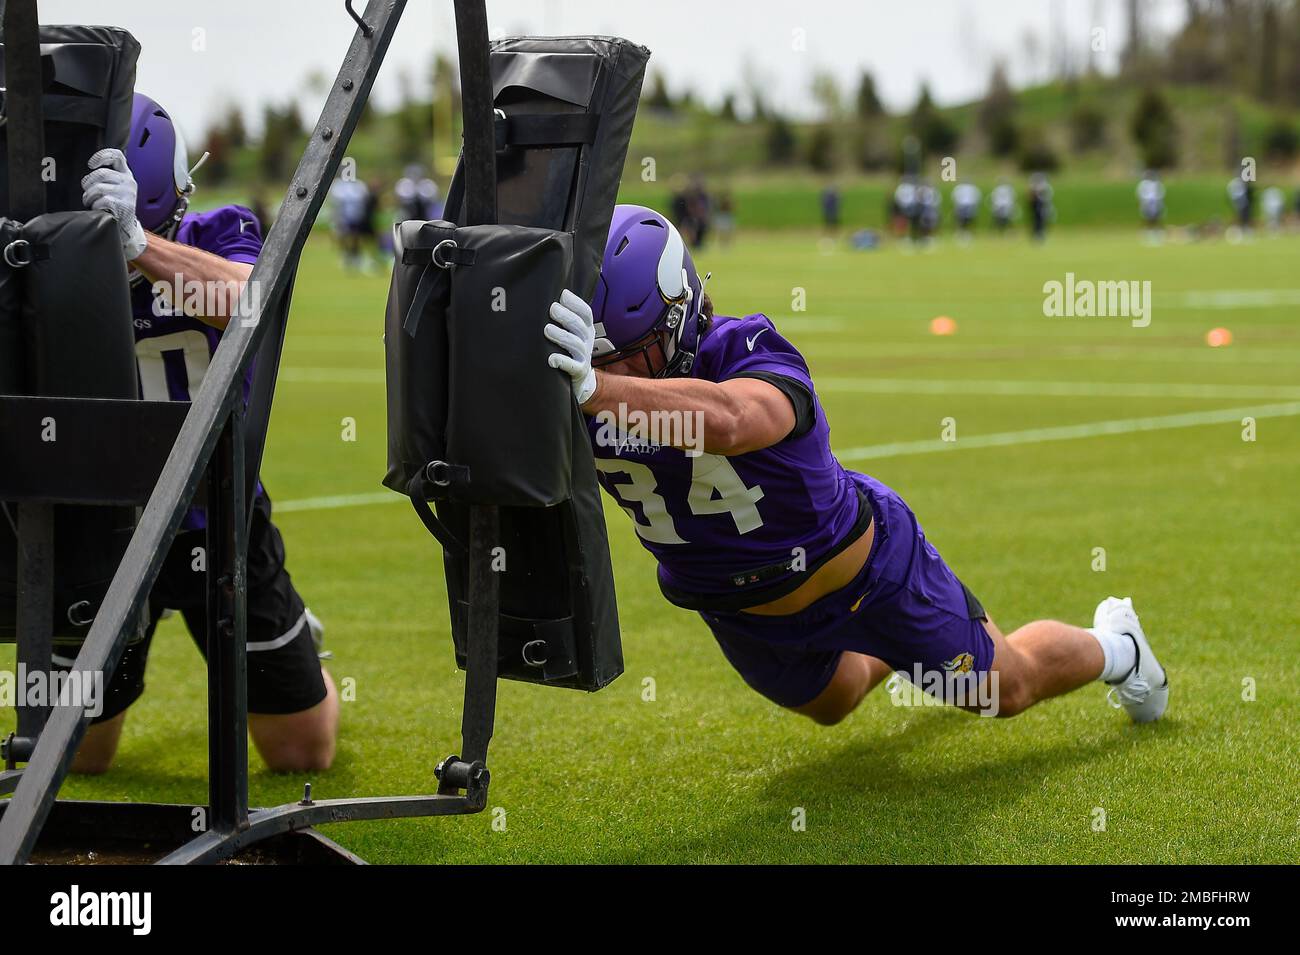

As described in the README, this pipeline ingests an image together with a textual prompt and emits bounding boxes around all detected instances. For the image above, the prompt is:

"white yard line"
[1170,289,1300,308]
[274,402,1300,513]
[815,377,1300,401]
[835,402,1300,463]
[275,490,401,513]
[800,342,1300,364]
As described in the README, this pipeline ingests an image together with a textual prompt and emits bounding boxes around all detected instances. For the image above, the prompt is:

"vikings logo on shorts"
[942,652,975,674]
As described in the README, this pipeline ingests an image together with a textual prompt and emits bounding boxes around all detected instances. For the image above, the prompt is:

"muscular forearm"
[584,369,790,456]
[134,234,254,331]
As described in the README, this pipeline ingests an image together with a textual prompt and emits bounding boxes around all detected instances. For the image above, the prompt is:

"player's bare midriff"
[738,517,875,616]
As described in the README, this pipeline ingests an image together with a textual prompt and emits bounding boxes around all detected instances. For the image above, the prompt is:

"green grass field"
[4,225,1298,863]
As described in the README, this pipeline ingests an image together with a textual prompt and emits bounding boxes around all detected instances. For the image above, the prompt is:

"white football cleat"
[1095,596,1167,723]
[304,607,332,660]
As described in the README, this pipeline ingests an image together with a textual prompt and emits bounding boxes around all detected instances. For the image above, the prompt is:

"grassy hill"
[199,76,1300,231]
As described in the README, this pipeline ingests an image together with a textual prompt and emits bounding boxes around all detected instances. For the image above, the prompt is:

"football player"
[65,94,339,773]
[544,205,1168,726]
[951,181,981,240]
[990,180,1015,232]
[1136,170,1166,239]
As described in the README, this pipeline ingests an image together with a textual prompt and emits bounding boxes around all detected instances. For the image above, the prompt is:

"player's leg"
[844,473,1167,721]
[791,651,893,726]
[980,596,1167,721]
[71,712,126,775]
[248,668,338,772]
[702,610,892,723]
[59,612,158,774]
[975,615,1103,717]
[186,494,338,772]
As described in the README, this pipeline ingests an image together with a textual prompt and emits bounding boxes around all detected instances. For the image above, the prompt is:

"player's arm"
[132,235,253,331]
[545,290,796,456]
[584,371,794,456]
[81,147,251,331]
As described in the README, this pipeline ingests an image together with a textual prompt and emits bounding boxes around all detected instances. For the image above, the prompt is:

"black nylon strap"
[401,243,476,337]
[402,262,438,337]
[404,470,468,554]
[494,112,599,151]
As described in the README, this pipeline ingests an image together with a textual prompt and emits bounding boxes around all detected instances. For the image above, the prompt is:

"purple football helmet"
[124,93,194,233]
[590,204,706,377]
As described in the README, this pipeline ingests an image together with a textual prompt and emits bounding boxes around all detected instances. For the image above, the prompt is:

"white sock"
[1088,627,1137,683]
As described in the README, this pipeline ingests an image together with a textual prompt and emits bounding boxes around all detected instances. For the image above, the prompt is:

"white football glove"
[81,148,148,261]
[545,289,598,406]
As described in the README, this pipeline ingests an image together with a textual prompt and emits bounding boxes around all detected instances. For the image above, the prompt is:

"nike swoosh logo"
[745,328,769,351]
[849,591,870,613]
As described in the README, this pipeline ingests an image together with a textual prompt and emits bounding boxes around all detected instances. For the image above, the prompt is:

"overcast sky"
[38,0,1187,144]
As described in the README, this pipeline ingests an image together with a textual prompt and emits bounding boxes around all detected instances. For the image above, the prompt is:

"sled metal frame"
[0,0,502,864]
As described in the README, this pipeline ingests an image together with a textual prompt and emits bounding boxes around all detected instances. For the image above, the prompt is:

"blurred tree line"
[195,0,1300,189]
[636,0,1300,176]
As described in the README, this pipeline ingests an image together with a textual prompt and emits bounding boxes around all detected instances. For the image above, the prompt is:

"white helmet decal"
[656,218,687,301]
[172,122,192,198]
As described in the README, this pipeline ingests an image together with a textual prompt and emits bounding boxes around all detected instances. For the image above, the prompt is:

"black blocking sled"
[0,0,647,865]
[385,35,649,691]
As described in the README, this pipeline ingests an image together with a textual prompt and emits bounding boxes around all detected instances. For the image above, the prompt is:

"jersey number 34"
[594,454,765,545]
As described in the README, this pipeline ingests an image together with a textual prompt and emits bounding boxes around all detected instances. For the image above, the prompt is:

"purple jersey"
[587,314,860,601]
[130,205,262,404]
[131,205,262,528]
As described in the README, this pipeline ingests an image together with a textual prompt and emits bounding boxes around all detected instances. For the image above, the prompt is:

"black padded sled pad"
[0,25,140,215]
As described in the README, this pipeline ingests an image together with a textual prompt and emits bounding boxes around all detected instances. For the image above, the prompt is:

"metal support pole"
[451,0,500,772]
[5,0,54,748]
[14,506,53,739]
[460,506,499,766]
[206,409,248,833]
[452,0,496,227]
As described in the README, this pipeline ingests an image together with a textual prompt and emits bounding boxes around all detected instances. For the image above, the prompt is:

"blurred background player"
[820,183,841,236]
[1226,172,1254,239]
[990,179,1016,233]
[362,176,385,255]
[891,176,917,239]
[671,175,713,247]
[72,93,339,774]
[328,174,373,272]
[395,163,442,222]
[952,181,981,242]
[714,190,736,247]
[1136,169,1166,241]
[916,180,941,245]
[1027,172,1053,242]
[1261,185,1285,232]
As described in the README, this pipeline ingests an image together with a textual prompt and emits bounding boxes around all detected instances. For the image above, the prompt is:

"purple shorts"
[700,472,994,708]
